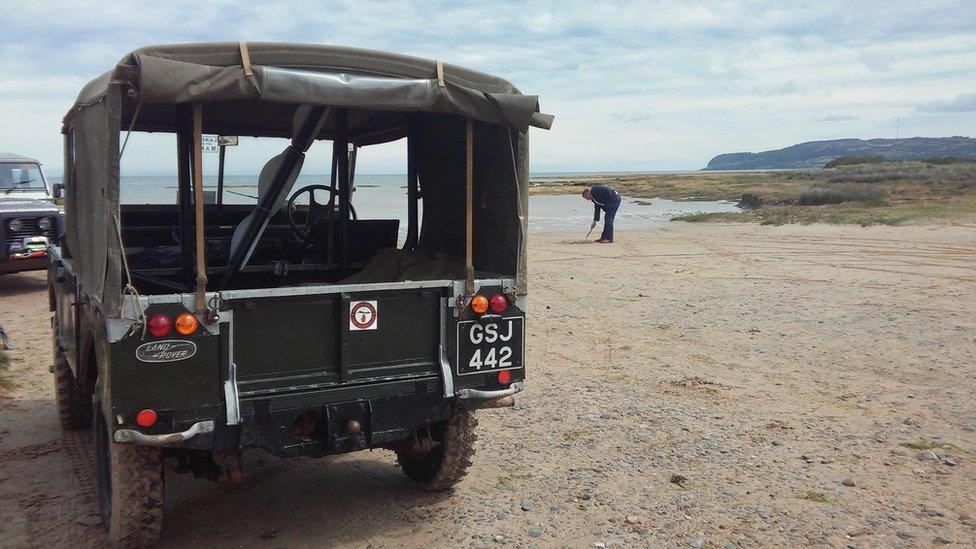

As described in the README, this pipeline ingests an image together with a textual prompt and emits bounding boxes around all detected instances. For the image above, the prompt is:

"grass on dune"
[673,192,976,227]
[796,183,887,206]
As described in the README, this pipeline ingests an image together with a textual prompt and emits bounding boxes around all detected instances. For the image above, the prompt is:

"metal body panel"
[228,293,341,393]
[224,285,447,399]
[49,249,81,373]
[107,302,222,424]
[339,288,441,383]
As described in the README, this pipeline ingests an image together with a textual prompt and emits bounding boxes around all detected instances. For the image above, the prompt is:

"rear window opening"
[115,115,519,295]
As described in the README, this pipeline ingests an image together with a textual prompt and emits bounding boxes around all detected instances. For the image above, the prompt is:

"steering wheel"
[285,184,358,245]
[286,184,337,244]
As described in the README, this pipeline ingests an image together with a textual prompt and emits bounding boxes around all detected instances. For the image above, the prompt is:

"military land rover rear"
[49,42,552,546]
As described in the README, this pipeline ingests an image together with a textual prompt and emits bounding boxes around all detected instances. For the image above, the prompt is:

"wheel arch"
[79,310,112,404]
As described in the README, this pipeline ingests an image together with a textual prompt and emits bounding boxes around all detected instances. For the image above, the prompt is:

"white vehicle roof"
[0,153,41,164]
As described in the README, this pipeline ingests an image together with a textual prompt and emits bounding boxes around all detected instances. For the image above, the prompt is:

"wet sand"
[1,222,975,547]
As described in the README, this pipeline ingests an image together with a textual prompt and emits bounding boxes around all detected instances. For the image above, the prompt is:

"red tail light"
[136,409,157,427]
[147,314,172,337]
[489,294,508,313]
[497,370,512,385]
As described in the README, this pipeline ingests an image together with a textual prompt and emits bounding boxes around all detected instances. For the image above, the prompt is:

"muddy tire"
[53,358,92,431]
[94,403,164,547]
[397,408,478,491]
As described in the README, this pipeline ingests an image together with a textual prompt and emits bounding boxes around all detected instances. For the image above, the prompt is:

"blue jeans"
[601,200,619,241]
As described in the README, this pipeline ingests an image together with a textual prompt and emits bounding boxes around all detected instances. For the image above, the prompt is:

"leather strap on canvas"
[465,120,474,294]
[239,41,254,77]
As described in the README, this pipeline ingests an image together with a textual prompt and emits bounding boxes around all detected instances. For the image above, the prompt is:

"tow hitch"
[213,450,245,485]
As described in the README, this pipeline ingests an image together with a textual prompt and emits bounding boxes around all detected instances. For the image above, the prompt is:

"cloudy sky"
[1,0,974,175]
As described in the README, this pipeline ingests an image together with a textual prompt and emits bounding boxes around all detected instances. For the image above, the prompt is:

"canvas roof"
[66,42,553,144]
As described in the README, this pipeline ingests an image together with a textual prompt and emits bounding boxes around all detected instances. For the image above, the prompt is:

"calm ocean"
[58,173,740,235]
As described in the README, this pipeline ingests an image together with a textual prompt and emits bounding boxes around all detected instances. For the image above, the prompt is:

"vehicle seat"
[227,105,328,268]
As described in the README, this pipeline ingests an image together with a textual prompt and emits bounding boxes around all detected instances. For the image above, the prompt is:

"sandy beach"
[1,222,974,547]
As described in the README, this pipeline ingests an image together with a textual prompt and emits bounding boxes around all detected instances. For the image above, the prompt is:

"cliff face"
[704,137,976,170]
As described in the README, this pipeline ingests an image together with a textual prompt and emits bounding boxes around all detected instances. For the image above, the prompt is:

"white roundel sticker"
[349,301,378,330]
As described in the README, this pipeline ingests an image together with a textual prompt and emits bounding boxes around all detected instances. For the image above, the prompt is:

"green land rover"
[49,42,552,546]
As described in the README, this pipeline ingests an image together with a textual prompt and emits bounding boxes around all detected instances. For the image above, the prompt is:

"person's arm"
[593,202,601,222]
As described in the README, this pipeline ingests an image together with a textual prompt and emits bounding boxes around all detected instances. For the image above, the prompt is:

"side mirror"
[52,183,64,199]
[218,135,239,147]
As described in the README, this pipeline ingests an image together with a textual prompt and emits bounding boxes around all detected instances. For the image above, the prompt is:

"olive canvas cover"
[63,43,547,313]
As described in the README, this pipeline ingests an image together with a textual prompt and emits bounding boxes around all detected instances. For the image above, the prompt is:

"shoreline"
[529,163,976,227]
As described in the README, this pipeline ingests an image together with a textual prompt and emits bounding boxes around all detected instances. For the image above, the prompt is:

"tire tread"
[53,359,92,430]
[397,409,478,491]
[108,442,163,547]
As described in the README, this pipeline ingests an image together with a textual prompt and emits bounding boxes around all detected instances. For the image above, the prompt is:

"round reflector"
[175,312,199,336]
[471,294,489,314]
[136,409,157,427]
[147,314,172,337]
[497,370,512,385]
[489,294,508,313]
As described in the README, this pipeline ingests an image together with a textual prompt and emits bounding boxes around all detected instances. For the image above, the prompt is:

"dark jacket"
[589,184,620,221]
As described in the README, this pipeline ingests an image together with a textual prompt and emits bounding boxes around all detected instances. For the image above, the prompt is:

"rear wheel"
[94,401,164,547]
[53,358,92,431]
[396,408,478,491]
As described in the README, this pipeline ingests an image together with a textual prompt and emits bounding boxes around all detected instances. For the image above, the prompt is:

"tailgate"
[225,285,446,398]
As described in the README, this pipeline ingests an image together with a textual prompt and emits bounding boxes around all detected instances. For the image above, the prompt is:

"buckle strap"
[238,41,254,77]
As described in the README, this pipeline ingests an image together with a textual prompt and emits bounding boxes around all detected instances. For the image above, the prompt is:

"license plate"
[456,316,524,376]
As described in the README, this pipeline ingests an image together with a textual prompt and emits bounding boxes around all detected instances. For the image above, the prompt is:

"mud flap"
[219,310,241,426]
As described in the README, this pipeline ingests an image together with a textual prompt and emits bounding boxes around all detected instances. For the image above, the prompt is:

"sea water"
[57,173,740,236]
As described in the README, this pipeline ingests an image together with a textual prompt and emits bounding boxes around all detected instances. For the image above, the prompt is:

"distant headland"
[704,136,976,170]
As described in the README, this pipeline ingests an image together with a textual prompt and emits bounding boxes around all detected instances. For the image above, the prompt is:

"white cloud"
[0,0,974,173]
[918,92,976,113]
[815,114,859,122]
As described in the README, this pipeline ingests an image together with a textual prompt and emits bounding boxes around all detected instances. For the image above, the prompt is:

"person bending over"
[582,184,621,243]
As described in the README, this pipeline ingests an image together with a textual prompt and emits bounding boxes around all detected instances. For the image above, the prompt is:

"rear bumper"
[124,377,521,457]
[238,385,458,458]
[0,255,48,274]
[457,381,523,400]
[115,420,215,446]
[132,376,462,457]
